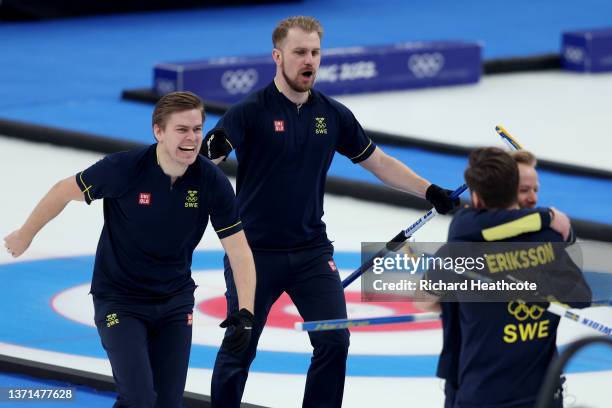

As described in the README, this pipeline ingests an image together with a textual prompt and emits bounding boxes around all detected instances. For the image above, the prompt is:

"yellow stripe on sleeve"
[349,140,373,161]
[215,220,242,234]
[482,213,542,241]
[78,172,93,202]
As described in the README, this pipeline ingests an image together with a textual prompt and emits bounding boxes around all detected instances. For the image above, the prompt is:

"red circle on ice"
[197,292,440,332]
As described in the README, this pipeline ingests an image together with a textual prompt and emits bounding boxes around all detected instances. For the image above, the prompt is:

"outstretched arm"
[4,176,84,257]
[359,147,459,214]
[359,147,430,197]
[220,231,256,314]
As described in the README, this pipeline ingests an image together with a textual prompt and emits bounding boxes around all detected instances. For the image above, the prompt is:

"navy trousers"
[211,245,350,408]
[93,293,194,408]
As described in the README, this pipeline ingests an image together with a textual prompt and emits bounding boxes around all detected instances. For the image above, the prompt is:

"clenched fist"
[4,229,32,258]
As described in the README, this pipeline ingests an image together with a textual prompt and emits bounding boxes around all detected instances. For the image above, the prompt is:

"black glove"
[219,308,255,355]
[202,129,232,161]
[425,184,459,215]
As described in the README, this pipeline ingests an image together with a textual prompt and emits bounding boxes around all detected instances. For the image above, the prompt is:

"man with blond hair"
[511,150,539,209]
[204,16,458,407]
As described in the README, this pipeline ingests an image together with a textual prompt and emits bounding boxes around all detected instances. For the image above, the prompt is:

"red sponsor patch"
[274,120,285,132]
[138,193,151,205]
[187,313,193,326]
[328,259,337,271]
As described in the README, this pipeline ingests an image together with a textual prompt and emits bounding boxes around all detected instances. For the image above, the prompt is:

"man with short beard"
[203,16,458,407]
[510,150,576,242]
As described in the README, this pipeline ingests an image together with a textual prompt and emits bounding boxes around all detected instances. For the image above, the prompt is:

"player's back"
[449,208,586,407]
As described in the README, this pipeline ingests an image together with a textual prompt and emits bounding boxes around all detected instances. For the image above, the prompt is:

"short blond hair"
[510,150,537,167]
[272,16,323,48]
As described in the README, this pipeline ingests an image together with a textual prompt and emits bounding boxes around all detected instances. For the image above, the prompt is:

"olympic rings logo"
[185,191,198,203]
[507,301,545,321]
[564,46,585,64]
[221,69,259,95]
[407,53,445,78]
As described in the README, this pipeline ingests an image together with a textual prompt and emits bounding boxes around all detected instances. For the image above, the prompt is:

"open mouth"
[178,146,196,152]
[301,70,314,79]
